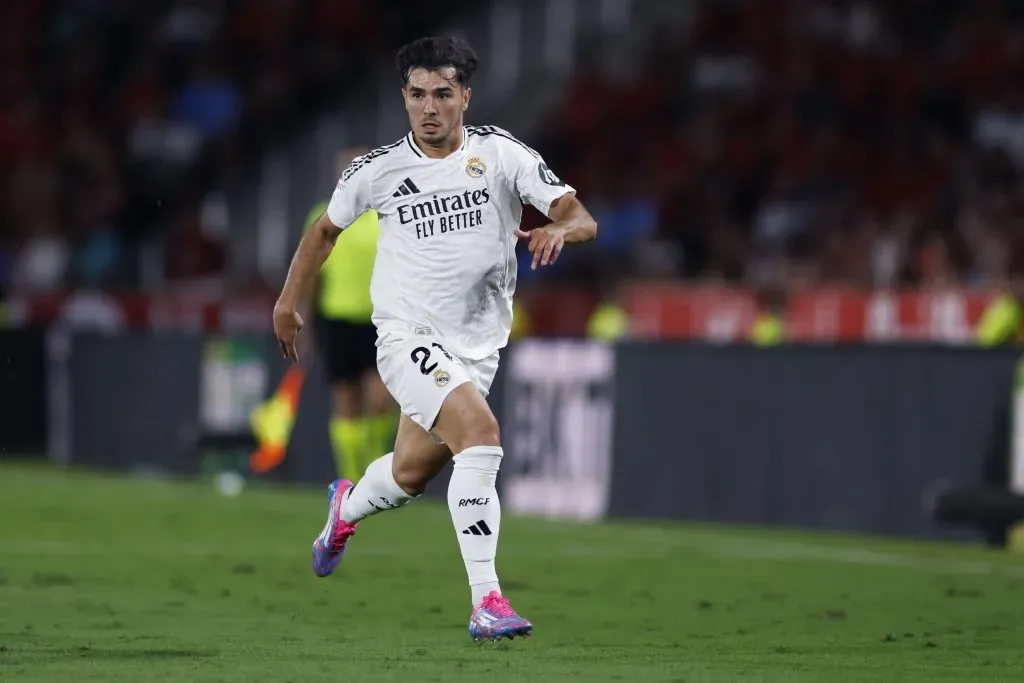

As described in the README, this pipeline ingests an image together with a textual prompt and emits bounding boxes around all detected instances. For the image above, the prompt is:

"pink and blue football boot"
[468,591,533,641]
[312,479,358,577]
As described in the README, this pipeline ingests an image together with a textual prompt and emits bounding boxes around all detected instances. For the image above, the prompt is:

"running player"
[272,36,597,641]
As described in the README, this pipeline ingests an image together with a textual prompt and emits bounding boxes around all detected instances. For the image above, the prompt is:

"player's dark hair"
[396,36,479,87]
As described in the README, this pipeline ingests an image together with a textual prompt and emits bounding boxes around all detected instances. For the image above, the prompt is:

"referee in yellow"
[977,281,1024,347]
[307,147,395,482]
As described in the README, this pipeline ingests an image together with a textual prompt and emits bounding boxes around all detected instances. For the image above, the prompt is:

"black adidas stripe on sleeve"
[340,139,404,183]
[466,125,541,159]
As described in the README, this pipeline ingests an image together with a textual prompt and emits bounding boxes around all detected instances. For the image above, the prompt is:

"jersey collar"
[406,127,468,158]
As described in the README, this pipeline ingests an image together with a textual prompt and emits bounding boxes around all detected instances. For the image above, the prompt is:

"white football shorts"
[375,323,499,435]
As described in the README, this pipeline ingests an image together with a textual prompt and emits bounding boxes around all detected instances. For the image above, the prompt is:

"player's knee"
[452,411,501,452]
[391,457,430,495]
[434,383,500,452]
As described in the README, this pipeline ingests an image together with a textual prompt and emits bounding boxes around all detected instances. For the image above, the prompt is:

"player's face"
[403,67,471,147]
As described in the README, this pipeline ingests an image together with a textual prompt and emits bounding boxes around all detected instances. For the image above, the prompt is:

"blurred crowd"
[4,0,1024,299]
[536,0,1024,291]
[0,0,458,297]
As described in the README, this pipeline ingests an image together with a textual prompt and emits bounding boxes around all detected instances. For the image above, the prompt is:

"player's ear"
[462,86,472,111]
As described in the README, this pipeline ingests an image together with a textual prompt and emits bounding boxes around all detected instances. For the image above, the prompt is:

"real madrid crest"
[465,156,486,178]
[433,368,451,387]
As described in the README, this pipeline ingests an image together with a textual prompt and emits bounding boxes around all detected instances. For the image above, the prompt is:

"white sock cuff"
[453,445,503,472]
[377,452,414,502]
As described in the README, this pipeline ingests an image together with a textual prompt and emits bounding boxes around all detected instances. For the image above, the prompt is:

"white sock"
[339,452,413,524]
[447,445,503,607]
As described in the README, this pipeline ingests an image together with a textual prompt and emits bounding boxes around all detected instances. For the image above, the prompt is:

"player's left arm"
[506,138,597,270]
[515,192,597,270]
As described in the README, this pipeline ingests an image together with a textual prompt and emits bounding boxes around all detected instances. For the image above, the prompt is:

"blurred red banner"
[4,284,997,344]
[524,284,993,344]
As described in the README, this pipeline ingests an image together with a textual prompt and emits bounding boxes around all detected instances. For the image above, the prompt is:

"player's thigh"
[431,351,501,451]
[431,383,500,454]
[393,412,451,463]
[376,334,472,433]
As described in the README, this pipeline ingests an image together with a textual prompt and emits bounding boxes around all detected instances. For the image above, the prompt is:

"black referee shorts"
[316,316,378,383]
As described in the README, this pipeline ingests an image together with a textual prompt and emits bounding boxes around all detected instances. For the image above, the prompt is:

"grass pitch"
[1,462,1023,682]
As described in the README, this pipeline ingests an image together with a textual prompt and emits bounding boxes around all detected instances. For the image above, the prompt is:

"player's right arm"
[274,163,372,362]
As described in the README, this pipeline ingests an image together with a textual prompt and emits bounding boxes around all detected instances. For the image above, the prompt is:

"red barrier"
[3,284,999,343]
[622,284,992,343]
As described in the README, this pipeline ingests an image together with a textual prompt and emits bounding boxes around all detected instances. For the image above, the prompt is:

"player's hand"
[515,226,565,270]
[273,305,304,363]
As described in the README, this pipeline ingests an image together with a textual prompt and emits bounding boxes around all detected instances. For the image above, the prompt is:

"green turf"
[1,462,1023,682]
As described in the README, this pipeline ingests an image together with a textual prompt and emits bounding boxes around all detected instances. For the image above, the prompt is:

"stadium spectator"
[3,0,1024,302]
[534,0,1024,290]
[0,0,425,294]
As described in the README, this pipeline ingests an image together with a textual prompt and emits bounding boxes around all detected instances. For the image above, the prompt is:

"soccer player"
[272,36,597,641]
[307,148,396,481]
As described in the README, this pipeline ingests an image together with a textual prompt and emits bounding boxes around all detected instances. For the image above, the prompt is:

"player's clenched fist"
[515,226,565,270]
[273,305,304,363]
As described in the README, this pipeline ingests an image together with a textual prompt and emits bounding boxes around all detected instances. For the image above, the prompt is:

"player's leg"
[432,382,501,592]
[329,353,528,637]
[317,318,367,482]
[358,322,396,472]
[338,412,449,522]
[364,369,396,460]
[329,379,366,482]
[312,330,456,576]
[314,412,441,577]
[430,360,532,641]
[313,333,530,641]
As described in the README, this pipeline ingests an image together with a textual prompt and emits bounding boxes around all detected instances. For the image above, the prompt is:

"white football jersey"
[326,125,575,360]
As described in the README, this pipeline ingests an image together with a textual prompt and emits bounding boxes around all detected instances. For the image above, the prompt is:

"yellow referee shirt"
[307,201,379,323]
[750,312,785,347]
[977,294,1022,347]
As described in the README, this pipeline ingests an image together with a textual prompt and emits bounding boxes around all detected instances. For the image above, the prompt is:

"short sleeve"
[326,158,373,230]
[504,140,575,218]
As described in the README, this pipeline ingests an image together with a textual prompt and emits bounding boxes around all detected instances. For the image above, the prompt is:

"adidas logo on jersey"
[392,178,420,197]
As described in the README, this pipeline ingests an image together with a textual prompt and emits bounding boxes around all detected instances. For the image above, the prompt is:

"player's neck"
[412,126,464,159]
